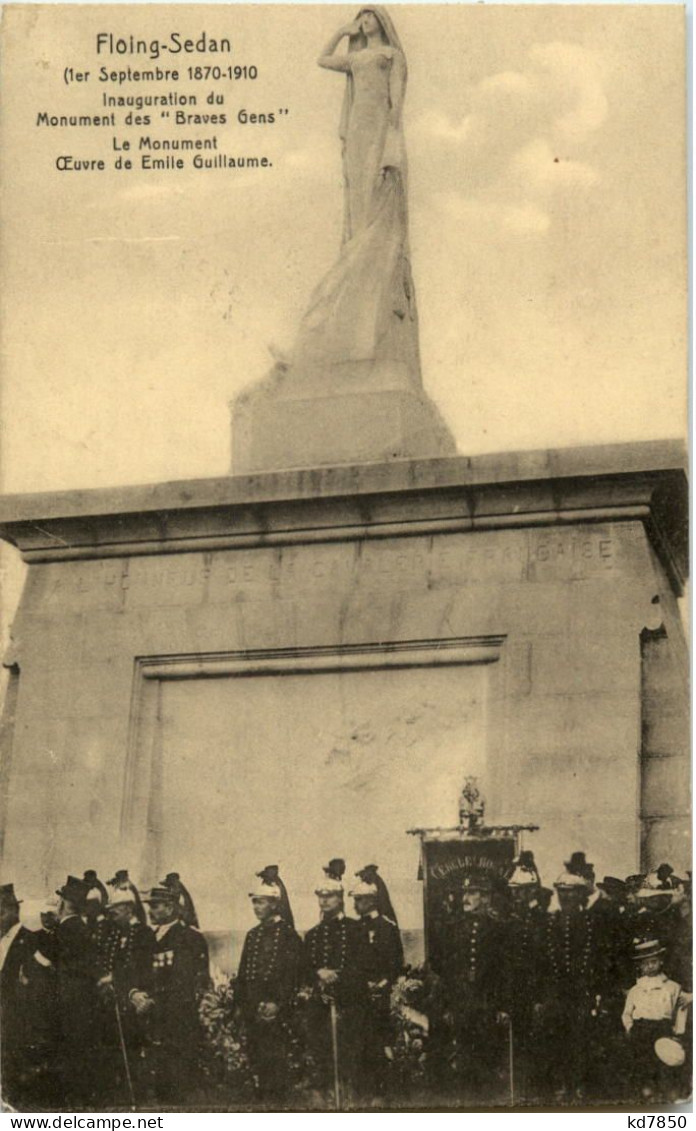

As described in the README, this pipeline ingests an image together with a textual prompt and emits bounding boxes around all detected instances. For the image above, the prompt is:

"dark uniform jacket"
[102,919,155,1006]
[236,915,303,1018]
[303,914,369,1008]
[357,911,404,989]
[150,920,210,1038]
[544,909,605,1003]
[433,911,507,1012]
[54,914,96,1012]
[1,926,50,1069]
[504,907,548,1014]
[92,915,119,979]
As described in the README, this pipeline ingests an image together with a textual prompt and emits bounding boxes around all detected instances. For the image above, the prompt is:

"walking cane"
[329,998,341,1112]
[507,1016,515,1109]
[110,985,138,1111]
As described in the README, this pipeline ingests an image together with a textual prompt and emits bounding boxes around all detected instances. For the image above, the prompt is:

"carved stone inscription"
[32,526,620,610]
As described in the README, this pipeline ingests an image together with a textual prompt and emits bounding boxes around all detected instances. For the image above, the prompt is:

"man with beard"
[301,862,368,1106]
[235,872,303,1103]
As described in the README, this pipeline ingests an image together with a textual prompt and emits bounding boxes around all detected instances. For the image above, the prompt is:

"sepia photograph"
[0,2,689,1114]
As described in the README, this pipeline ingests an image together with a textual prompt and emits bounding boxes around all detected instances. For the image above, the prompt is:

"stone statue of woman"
[291,7,421,391]
[232,9,456,471]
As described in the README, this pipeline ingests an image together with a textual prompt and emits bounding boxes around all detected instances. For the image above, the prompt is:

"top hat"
[564,852,593,876]
[56,875,89,907]
[0,882,22,907]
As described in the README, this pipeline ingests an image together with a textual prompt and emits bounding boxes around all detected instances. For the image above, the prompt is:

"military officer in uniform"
[503,854,548,1102]
[52,875,99,1107]
[235,872,303,1103]
[301,863,369,1104]
[96,888,155,1103]
[541,868,605,1101]
[350,869,403,1097]
[0,883,56,1108]
[141,881,210,1104]
[431,873,508,1102]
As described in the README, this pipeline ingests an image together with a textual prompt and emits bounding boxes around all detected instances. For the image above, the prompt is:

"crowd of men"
[0,852,692,1111]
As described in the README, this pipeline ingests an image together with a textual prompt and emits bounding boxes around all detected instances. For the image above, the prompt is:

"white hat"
[554,871,590,890]
[315,877,344,895]
[508,867,538,888]
[636,886,673,901]
[349,880,378,898]
[249,882,282,900]
[106,887,135,909]
[655,1037,686,1068]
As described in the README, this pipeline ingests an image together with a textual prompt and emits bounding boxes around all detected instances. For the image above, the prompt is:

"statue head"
[349,7,404,54]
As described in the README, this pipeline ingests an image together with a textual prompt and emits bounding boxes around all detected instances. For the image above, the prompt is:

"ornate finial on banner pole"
[458,776,485,832]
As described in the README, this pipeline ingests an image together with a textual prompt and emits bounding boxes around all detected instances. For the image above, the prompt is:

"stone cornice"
[0,441,687,591]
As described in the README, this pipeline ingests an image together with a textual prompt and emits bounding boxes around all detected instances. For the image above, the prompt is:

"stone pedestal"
[0,441,688,948]
[230,358,457,473]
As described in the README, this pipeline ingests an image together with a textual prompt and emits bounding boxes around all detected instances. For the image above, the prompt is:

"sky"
[0,3,687,501]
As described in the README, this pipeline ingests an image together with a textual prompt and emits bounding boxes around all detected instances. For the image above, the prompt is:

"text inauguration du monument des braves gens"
[30,23,293,174]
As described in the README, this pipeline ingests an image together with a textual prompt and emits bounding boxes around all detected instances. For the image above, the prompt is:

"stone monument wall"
[0,442,688,936]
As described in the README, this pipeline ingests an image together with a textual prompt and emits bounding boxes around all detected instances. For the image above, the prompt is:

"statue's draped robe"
[293,45,421,389]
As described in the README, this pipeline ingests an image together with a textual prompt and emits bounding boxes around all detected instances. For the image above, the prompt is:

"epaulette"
[382,916,397,928]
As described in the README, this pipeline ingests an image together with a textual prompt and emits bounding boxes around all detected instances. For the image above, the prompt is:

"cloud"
[412,109,474,145]
[528,42,608,143]
[416,39,606,238]
[434,191,550,237]
[510,139,600,196]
